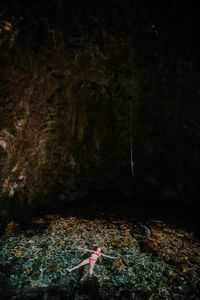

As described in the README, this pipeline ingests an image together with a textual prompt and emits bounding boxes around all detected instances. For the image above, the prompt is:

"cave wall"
[0,1,200,216]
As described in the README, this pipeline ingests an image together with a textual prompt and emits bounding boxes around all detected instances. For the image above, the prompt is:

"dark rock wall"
[0,1,199,215]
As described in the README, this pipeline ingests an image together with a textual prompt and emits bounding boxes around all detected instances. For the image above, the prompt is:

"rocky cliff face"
[0,1,200,216]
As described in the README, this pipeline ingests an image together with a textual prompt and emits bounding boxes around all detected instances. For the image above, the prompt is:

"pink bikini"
[89,251,100,262]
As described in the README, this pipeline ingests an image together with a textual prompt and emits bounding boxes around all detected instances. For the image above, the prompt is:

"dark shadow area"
[0,278,141,300]
[27,191,200,239]
[1,186,200,240]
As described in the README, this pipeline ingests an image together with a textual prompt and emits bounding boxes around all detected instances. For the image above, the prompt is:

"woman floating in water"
[67,247,117,277]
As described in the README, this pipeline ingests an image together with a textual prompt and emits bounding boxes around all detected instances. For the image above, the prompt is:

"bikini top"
[92,251,100,257]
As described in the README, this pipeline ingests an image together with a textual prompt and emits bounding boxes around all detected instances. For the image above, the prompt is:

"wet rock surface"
[0,214,200,299]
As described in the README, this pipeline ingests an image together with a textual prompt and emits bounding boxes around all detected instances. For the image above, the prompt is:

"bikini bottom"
[89,258,96,262]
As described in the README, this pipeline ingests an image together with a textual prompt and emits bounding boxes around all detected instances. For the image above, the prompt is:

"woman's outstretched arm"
[101,253,117,259]
[78,247,93,252]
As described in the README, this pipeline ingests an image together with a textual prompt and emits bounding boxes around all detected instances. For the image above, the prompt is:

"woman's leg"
[89,261,96,277]
[67,258,89,272]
